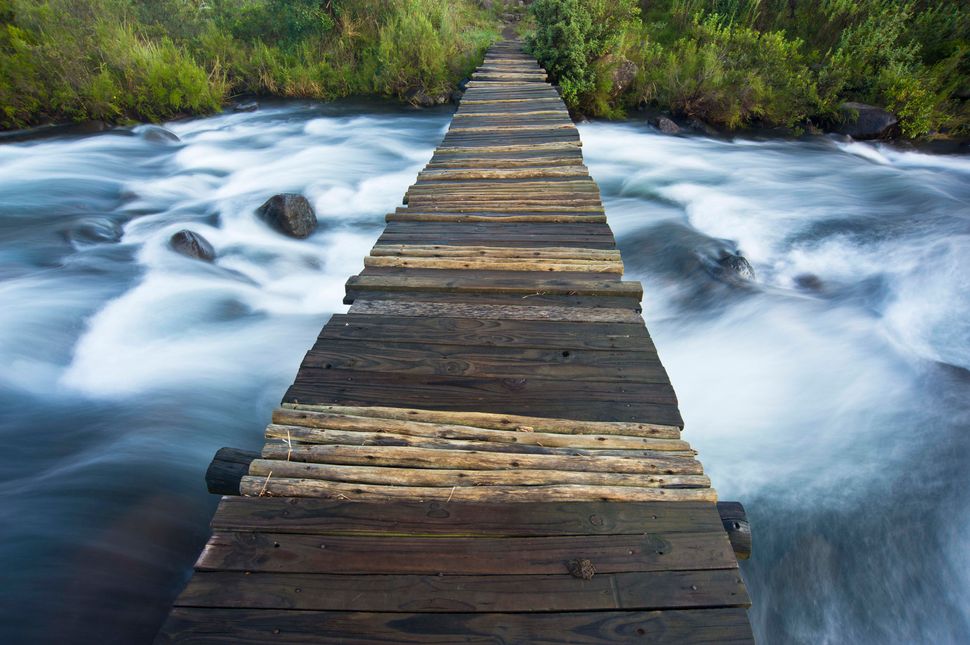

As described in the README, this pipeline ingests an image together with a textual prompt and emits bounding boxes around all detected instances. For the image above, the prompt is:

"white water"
[0,105,967,643]
[582,122,970,643]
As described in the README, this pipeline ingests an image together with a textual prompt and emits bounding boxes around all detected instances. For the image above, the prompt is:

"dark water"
[0,103,968,643]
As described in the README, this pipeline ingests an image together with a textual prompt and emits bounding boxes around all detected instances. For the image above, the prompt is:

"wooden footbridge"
[156,39,754,643]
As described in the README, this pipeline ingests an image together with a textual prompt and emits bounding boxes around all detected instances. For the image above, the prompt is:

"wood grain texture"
[209,498,729,536]
[196,530,737,574]
[176,569,748,612]
[156,608,755,644]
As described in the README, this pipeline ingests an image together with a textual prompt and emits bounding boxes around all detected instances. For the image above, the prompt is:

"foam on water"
[581,121,970,644]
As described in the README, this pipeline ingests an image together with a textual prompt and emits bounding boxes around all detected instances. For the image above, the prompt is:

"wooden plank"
[347,300,645,324]
[298,339,666,383]
[282,369,683,426]
[209,498,727,536]
[271,408,678,447]
[362,256,620,273]
[279,404,680,438]
[156,607,755,644]
[262,426,692,457]
[239,478,717,503]
[196,531,737,575]
[369,245,620,260]
[344,275,642,298]
[176,569,749,612]
[318,314,656,351]
[259,442,699,475]
[386,213,608,223]
[343,290,644,312]
[248,460,708,488]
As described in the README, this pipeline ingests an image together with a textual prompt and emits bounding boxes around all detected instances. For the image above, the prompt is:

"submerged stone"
[837,102,899,140]
[257,194,318,239]
[655,116,681,135]
[170,229,215,261]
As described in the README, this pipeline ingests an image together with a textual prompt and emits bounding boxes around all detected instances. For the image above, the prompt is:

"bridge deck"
[156,39,754,643]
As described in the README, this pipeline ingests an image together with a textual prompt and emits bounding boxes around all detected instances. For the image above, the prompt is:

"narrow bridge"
[156,39,754,643]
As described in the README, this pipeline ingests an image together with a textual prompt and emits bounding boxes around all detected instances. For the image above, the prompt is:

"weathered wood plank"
[318,314,655,351]
[271,408,678,447]
[283,369,683,426]
[196,531,737,574]
[248,460,708,488]
[344,275,642,298]
[278,404,680,438]
[176,569,748,612]
[298,338,666,383]
[259,442,699,475]
[240,478,718,503]
[347,300,645,324]
[209,498,727,536]
[369,245,620,260]
[156,608,755,644]
[262,425,692,457]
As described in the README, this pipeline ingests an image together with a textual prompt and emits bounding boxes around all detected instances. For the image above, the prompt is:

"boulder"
[257,194,318,239]
[170,230,215,261]
[794,273,823,291]
[655,116,681,135]
[233,100,259,113]
[716,253,755,281]
[404,87,437,108]
[836,102,899,140]
[139,125,180,144]
[610,57,638,95]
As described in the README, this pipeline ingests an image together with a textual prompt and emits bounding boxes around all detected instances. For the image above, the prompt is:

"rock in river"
[655,116,681,135]
[716,253,756,281]
[257,193,318,239]
[170,230,215,261]
[233,100,259,113]
[836,102,899,140]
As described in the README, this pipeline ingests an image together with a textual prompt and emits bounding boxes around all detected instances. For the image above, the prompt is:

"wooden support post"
[717,501,751,560]
[205,447,258,495]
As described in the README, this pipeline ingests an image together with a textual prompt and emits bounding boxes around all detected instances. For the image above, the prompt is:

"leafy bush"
[0,0,498,129]
[526,0,640,109]
[641,17,819,128]
[527,0,969,136]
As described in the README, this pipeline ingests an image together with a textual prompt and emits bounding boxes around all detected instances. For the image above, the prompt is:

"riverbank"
[526,0,970,140]
[0,0,499,131]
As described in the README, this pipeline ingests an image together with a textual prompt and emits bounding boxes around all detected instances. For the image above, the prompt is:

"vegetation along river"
[0,102,968,643]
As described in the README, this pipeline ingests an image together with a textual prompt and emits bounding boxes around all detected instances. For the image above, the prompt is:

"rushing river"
[0,102,967,643]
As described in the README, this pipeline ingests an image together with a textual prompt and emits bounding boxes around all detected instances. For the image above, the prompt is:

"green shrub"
[528,0,969,136]
[378,3,448,97]
[647,17,819,128]
[526,0,640,110]
[0,0,498,129]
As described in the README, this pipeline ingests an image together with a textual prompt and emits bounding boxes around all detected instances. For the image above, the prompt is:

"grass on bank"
[525,0,970,137]
[0,0,500,130]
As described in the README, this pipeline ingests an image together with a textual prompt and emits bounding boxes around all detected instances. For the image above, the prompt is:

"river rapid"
[0,102,967,643]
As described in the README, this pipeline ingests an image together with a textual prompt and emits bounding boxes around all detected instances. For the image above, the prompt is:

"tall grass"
[0,0,500,129]
[527,0,969,137]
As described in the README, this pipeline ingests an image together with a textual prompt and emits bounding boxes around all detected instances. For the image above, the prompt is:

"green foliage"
[527,0,970,137]
[377,0,494,99]
[640,16,818,128]
[526,0,640,109]
[0,0,499,129]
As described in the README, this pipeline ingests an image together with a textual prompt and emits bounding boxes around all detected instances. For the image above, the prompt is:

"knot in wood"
[567,558,596,580]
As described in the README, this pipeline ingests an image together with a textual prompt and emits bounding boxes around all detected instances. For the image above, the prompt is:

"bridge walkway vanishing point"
[156,39,755,643]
